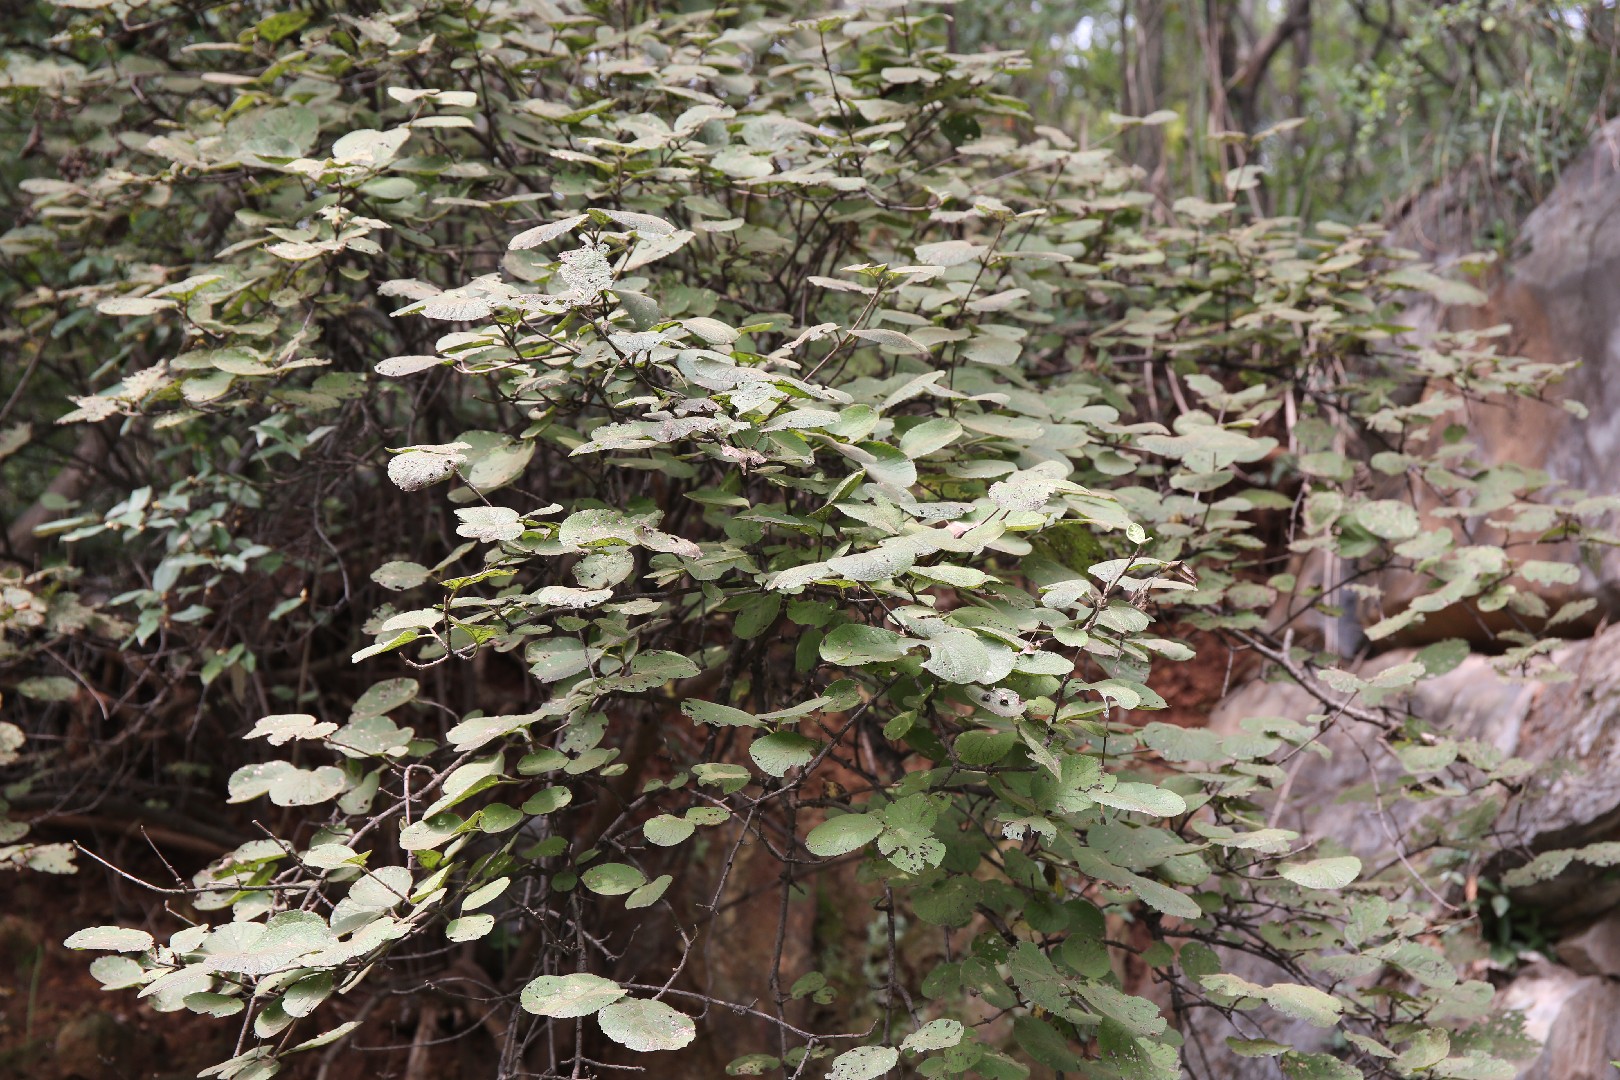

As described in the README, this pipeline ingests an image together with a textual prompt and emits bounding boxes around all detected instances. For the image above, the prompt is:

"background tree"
[954,0,1620,225]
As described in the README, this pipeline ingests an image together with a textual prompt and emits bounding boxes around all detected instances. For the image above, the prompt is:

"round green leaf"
[828,1045,900,1080]
[954,729,1017,766]
[283,973,333,1018]
[351,678,419,718]
[644,814,696,847]
[857,442,917,489]
[371,561,430,591]
[1262,983,1344,1028]
[89,955,148,990]
[902,1019,964,1053]
[921,630,995,684]
[266,764,347,807]
[685,806,729,826]
[597,997,697,1052]
[1417,638,1470,677]
[184,992,245,1018]
[581,862,647,896]
[479,803,522,833]
[1091,782,1186,818]
[898,418,962,458]
[1278,856,1362,891]
[18,676,76,702]
[205,911,334,976]
[748,732,819,777]
[820,624,911,665]
[65,926,154,953]
[350,866,412,909]
[727,1053,782,1075]
[399,812,465,851]
[526,638,591,683]
[805,813,884,858]
[96,296,175,316]
[332,126,410,167]
[915,239,987,266]
[1355,500,1420,541]
[683,699,763,728]
[462,876,511,912]
[446,915,495,942]
[246,713,337,746]
[522,786,573,815]
[288,1021,362,1053]
[625,874,673,910]
[520,973,626,1018]
[1226,1037,1291,1058]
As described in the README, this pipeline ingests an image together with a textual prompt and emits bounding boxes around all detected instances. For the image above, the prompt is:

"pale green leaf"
[805,813,884,858]
[597,998,697,1052]
[581,863,646,896]
[748,732,819,776]
[521,973,626,1018]
[65,926,154,953]
[829,1045,900,1080]
[1278,856,1362,891]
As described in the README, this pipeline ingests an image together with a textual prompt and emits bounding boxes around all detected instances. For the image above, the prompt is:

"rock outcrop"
[1195,622,1620,1076]
[1369,119,1620,641]
[1498,963,1620,1080]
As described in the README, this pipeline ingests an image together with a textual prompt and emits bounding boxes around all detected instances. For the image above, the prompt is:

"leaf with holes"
[597,998,696,1052]
[520,973,627,1018]
[828,1045,900,1080]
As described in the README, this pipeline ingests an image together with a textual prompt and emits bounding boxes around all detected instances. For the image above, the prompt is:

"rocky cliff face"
[1196,624,1620,1077]
[1483,121,1620,529]
[1371,119,1620,638]
[1195,119,1620,1078]
[1216,627,1620,895]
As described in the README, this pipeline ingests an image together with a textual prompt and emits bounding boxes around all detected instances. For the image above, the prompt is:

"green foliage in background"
[954,0,1620,226]
[2,1,1616,1078]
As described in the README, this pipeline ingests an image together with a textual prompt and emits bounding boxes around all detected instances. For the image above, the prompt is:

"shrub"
[3,2,1609,1077]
